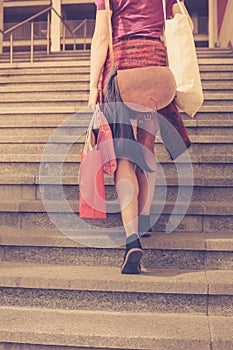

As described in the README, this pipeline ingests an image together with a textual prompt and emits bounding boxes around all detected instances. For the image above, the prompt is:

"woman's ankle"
[126,233,140,245]
[138,215,151,233]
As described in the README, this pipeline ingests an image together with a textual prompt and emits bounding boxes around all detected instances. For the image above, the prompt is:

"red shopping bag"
[96,109,117,176]
[79,110,106,219]
[79,149,106,218]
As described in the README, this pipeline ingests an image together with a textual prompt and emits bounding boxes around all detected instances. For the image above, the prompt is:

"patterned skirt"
[102,36,167,92]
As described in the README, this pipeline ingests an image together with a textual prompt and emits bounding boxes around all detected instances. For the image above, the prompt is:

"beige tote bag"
[162,0,204,118]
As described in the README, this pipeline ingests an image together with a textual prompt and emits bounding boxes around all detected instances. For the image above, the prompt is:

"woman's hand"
[172,2,194,32]
[88,86,99,109]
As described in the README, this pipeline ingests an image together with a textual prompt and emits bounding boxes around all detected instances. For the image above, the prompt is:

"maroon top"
[95,0,183,42]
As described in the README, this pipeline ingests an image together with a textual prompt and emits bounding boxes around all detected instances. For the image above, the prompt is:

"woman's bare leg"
[136,118,157,216]
[115,158,143,274]
[114,159,139,237]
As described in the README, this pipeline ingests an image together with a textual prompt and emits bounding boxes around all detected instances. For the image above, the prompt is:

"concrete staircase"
[0,49,233,349]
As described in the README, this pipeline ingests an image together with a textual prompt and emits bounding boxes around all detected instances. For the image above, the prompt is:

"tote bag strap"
[104,0,115,67]
[162,0,185,22]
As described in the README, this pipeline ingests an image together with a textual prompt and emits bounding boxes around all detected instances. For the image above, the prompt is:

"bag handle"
[162,0,185,22]
[83,106,101,153]
[104,0,115,67]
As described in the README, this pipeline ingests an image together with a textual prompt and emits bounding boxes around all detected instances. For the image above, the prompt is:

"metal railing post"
[83,20,87,50]
[4,6,77,63]
[73,34,76,51]
[30,21,34,63]
[62,23,66,51]
[72,19,89,51]
[10,33,13,63]
[47,11,50,55]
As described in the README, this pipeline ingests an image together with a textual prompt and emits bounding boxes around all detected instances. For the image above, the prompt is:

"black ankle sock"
[138,215,152,233]
[124,234,142,259]
[126,233,140,245]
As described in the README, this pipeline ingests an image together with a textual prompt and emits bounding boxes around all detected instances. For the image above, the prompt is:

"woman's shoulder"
[95,0,105,11]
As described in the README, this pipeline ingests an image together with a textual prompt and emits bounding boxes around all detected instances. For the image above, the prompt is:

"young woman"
[88,0,193,274]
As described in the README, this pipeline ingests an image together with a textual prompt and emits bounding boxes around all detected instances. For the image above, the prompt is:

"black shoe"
[138,215,152,238]
[121,234,143,274]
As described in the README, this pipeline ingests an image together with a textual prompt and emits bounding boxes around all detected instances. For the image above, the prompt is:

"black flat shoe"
[121,234,143,274]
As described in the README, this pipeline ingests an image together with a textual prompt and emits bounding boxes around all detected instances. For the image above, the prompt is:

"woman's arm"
[88,10,110,108]
[172,1,194,31]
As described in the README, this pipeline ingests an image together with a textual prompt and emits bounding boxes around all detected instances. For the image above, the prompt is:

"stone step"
[0,57,231,69]
[198,63,233,71]
[201,71,233,80]
[0,68,230,78]
[0,60,91,70]
[0,74,230,88]
[0,100,231,111]
[197,57,233,65]
[0,66,90,75]
[0,47,231,61]
[0,54,91,64]
[1,139,233,157]
[0,73,90,84]
[202,81,233,90]
[0,174,232,187]
[0,80,232,92]
[0,104,232,115]
[1,150,233,162]
[196,47,233,54]
[0,111,232,125]
[0,51,89,62]
[203,92,233,101]
[0,112,233,126]
[0,72,231,87]
[0,175,233,205]
[199,105,233,113]
[0,63,231,77]
[0,124,233,139]
[1,91,231,103]
[0,82,91,93]
[0,157,233,181]
[1,306,231,350]
[0,100,89,109]
[0,91,90,102]
[0,261,232,316]
[2,198,233,215]
[1,227,233,269]
[0,197,233,233]
[4,182,233,202]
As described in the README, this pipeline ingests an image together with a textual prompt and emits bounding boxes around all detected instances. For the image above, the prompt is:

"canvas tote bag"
[162,0,204,118]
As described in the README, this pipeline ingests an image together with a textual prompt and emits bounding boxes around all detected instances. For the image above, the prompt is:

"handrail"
[72,19,88,35]
[2,6,77,63]
[3,6,74,37]
[72,19,88,50]
[4,6,53,35]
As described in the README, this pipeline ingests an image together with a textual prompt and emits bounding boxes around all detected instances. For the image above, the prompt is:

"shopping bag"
[162,0,203,118]
[79,111,106,219]
[95,106,117,176]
